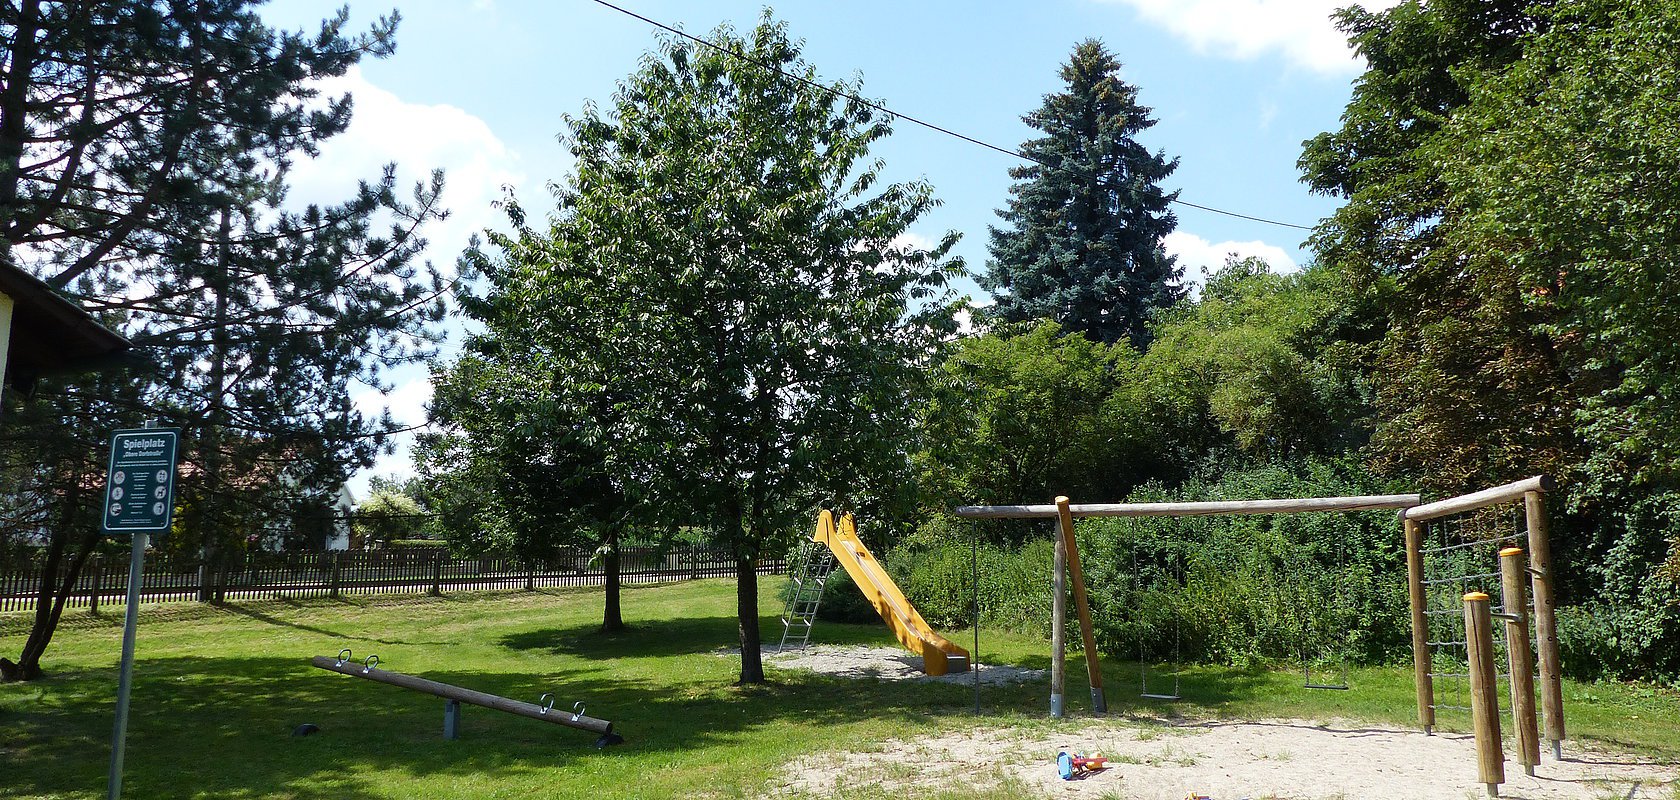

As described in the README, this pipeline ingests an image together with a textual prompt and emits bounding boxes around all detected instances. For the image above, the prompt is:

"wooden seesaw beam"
[310,654,621,745]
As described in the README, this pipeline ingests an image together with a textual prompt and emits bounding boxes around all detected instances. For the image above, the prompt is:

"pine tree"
[982,40,1182,347]
[0,2,444,681]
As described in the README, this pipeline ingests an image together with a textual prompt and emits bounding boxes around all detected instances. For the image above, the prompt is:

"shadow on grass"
[499,615,744,659]
[0,650,998,800]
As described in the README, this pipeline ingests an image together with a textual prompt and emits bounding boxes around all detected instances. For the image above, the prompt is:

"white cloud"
[348,369,434,500]
[1165,231,1299,297]
[1102,0,1403,74]
[284,66,524,497]
[286,66,525,283]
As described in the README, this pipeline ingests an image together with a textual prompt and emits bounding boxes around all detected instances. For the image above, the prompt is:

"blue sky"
[255,0,1392,496]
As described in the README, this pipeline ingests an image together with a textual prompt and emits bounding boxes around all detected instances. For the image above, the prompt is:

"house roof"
[0,259,133,392]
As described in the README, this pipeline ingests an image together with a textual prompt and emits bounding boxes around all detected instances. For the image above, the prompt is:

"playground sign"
[103,425,179,800]
[101,428,179,535]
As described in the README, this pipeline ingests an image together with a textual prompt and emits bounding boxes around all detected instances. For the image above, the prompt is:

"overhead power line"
[583,0,1316,232]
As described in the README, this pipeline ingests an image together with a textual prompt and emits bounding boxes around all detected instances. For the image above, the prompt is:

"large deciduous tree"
[1303,0,1680,677]
[982,39,1182,347]
[1298,0,1557,490]
[450,16,962,683]
[0,2,444,681]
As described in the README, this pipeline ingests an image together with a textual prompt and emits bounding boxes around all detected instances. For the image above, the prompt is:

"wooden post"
[430,552,443,597]
[1524,490,1565,758]
[1464,591,1505,796]
[1056,497,1106,713]
[1050,524,1067,719]
[1404,517,1434,733]
[1500,548,1541,776]
[329,552,342,600]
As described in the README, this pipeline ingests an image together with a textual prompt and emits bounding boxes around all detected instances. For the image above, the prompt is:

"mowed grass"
[1,576,1676,799]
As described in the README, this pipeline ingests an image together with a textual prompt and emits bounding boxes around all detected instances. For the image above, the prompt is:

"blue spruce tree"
[983,40,1183,347]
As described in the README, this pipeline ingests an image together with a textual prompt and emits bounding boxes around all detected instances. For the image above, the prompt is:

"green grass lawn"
[3,576,1678,799]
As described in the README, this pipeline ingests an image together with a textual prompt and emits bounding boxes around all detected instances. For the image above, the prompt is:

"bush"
[388,539,448,550]
[879,460,1412,669]
[1077,461,1411,668]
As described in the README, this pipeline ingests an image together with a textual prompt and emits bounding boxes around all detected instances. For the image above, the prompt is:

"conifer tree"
[0,2,443,681]
[982,40,1182,347]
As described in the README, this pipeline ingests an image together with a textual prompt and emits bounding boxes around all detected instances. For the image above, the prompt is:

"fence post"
[1524,489,1565,759]
[1500,547,1541,776]
[1404,517,1434,733]
[329,552,342,599]
[430,551,443,596]
[89,553,103,616]
[525,558,534,592]
[1464,591,1505,797]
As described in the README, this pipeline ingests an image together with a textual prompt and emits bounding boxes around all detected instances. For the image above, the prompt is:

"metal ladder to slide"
[777,543,837,652]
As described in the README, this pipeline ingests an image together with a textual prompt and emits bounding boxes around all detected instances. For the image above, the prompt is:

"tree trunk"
[736,551,764,684]
[0,0,43,266]
[197,208,232,604]
[601,525,624,633]
[2,484,92,682]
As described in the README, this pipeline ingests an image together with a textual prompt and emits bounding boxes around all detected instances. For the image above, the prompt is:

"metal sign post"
[102,425,179,800]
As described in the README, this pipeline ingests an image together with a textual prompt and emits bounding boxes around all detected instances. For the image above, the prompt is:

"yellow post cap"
[1463,591,1490,601]
[1499,547,1523,557]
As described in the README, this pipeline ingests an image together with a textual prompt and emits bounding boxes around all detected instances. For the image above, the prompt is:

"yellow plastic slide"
[812,510,971,676]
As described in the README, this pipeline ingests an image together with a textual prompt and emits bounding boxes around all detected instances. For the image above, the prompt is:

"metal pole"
[107,531,148,800]
[1050,528,1067,718]
[972,527,980,715]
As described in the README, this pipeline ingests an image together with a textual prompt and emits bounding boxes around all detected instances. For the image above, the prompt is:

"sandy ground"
[761,644,1679,800]
[766,644,1045,685]
[771,721,1679,799]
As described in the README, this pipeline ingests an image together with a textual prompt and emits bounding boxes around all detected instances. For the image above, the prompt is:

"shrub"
[388,539,448,550]
[881,460,1412,668]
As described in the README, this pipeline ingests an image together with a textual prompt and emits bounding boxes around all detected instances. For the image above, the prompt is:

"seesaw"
[311,650,624,747]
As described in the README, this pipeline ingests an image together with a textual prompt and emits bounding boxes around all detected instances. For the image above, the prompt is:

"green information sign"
[102,428,180,535]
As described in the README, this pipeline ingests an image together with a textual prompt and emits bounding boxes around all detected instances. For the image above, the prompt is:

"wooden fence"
[0,546,785,613]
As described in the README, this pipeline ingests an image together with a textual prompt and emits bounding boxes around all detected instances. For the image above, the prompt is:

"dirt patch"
[769,719,1679,799]
[765,644,1044,685]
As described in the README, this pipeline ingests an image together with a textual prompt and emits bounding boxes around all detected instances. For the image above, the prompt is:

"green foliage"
[897,461,1409,668]
[982,39,1182,347]
[918,320,1151,520]
[386,539,447,550]
[1553,491,1680,681]
[439,13,963,681]
[1299,0,1558,491]
[353,491,425,548]
[1435,0,1680,490]
[1,2,440,681]
[1301,0,1680,679]
[1139,258,1372,461]
[898,538,1057,634]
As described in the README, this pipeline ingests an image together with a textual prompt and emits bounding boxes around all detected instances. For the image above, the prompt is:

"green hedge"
[852,460,1416,669]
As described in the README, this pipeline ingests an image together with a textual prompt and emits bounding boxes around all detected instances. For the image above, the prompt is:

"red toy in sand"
[1056,751,1109,780]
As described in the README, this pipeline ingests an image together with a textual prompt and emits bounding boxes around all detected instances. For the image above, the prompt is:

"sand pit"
[771,720,1678,799]
[766,644,1044,685]
[753,644,1675,799]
